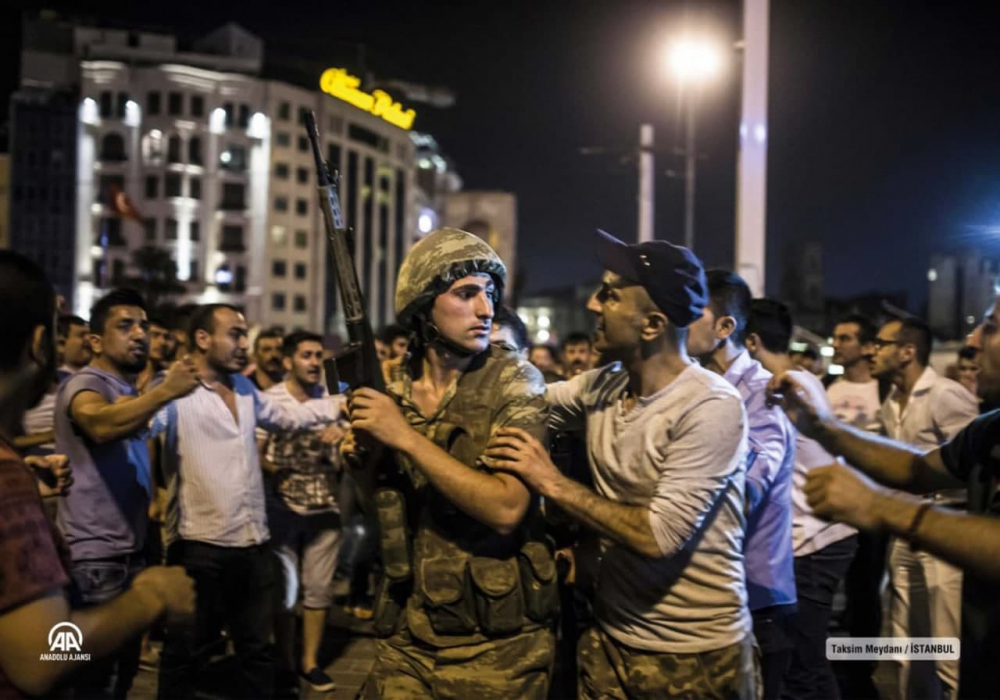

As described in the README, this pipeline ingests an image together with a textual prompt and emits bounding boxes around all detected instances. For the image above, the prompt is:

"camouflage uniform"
[361,229,558,699]
[578,626,762,700]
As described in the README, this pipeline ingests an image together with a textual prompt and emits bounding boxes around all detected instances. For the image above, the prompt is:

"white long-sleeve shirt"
[547,362,752,653]
[151,374,337,547]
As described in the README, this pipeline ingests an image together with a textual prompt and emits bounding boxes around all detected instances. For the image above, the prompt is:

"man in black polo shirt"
[768,298,1000,698]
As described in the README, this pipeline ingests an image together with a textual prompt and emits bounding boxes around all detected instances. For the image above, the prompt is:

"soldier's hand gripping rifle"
[305,112,412,583]
[303,111,384,396]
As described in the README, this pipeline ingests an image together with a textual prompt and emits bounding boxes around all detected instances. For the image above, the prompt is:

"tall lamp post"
[668,38,721,252]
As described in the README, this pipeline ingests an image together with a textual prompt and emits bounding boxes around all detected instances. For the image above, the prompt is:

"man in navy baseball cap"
[484,231,759,698]
[593,228,708,328]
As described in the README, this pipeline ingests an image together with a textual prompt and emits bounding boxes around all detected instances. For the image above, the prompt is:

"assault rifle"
[303,111,384,395]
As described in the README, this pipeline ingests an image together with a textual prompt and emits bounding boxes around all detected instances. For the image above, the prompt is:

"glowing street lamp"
[666,37,723,251]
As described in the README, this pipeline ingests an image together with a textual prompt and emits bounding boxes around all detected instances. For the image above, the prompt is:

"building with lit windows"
[12,14,426,333]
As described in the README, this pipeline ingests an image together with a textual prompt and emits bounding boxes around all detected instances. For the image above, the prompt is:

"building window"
[295,198,308,216]
[235,265,246,292]
[190,95,204,117]
[220,183,246,210]
[272,292,286,310]
[188,136,202,165]
[116,92,129,118]
[167,135,182,163]
[189,177,201,200]
[223,102,234,127]
[166,218,178,240]
[328,115,344,133]
[295,230,308,249]
[274,163,289,179]
[297,106,311,126]
[220,145,246,170]
[216,264,232,291]
[276,131,291,147]
[190,220,200,241]
[112,259,126,284]
[144,131,164,165]
[165,173,182,197]
[97,174,124,204]
[99,91,113,118]
[221,224,245,252]
[297,135,309,152]
[272,260,287,277]
[189,259,199,280]
[296,167,309,184]
[327,143,342,171]
[348,124,389,153]
[278,101,290,120]
[168,92,183,116]
[238,104,250,129]
[294,294,306,313]
[147,91,161,115]
[144,218,157,241]
[274,196,288,212]
[99,133,127,161]
[294,262,307,280]
[145,175,159,199]
[271,225,288,247]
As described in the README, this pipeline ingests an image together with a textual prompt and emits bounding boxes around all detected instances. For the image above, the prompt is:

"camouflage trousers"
[578,627,762,700]
[360,626,555,700]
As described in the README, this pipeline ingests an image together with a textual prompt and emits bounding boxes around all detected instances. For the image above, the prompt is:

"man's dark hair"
[282,330,324,357]
[834,313,876,345]
[897,317,933,366]
[958,345,979,362]
[493,306,529,351]
[188,304,239,342]
[379,324,409,345]
[747,299,793,354]
[57,314,88,339]
[706,269,752,346]
[172,303,199,332]
[90,288,147,336]
[530,343,560,363]
[254,327,284,352]
[0,251,56,372]
[561,332,592,350]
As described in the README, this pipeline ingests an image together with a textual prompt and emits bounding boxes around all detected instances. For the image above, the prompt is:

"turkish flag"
[109,186,143,222]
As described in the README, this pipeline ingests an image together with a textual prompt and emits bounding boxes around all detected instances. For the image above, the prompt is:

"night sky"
[5,0,1000,316]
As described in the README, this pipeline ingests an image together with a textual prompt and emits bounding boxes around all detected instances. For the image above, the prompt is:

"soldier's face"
[431,274,495,355]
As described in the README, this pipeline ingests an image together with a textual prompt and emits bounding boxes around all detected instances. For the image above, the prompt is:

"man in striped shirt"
[153,304,339,700]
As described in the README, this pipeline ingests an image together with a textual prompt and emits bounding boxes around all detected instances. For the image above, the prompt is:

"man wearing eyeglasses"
[845,317,978,699]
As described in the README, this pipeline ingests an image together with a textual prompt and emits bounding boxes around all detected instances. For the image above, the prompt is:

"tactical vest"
[372,346,559,647]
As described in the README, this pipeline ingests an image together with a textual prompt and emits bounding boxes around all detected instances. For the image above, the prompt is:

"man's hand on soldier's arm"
[26,454,73,498]
[485,427,663,558]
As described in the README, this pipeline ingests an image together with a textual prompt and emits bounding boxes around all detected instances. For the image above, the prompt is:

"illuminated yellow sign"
[319,68,416,130]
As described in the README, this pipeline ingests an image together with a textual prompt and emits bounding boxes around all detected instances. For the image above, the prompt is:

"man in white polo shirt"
[487,230,758,699]
[870,317,978,700]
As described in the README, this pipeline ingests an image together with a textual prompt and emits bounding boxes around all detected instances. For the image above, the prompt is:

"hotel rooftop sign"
[319,68,416,130]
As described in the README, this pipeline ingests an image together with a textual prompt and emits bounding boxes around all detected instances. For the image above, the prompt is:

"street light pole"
[683,90,698,251]
[638,124,655,243]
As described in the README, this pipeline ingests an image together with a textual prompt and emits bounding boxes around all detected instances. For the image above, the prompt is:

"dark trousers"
[158,540,276,700]
[69,556,145,700]
[843,530,889,698]
[752,604,797,700]
[781,535,858,700]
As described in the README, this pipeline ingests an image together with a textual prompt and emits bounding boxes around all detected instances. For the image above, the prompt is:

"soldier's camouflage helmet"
[395,227,507,328]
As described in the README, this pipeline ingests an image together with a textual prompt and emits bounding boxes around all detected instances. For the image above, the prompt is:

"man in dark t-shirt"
[768,300,1000,698]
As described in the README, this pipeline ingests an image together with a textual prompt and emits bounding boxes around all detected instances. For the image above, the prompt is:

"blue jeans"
[781,535,858,700]
[69,556,145,700]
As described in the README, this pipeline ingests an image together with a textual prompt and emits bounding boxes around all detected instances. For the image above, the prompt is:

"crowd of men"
[1,223,999,700]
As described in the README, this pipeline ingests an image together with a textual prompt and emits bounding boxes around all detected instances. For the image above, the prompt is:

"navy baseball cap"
[594,229,708,328]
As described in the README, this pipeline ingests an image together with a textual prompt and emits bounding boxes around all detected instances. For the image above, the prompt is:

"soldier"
[343,228,558,699]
